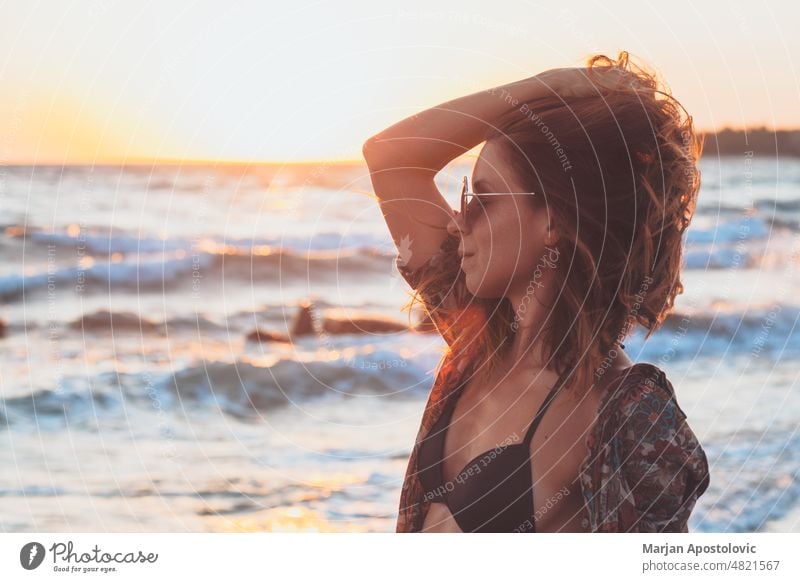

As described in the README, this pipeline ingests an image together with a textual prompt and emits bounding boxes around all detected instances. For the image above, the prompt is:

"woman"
[363,52,710,532]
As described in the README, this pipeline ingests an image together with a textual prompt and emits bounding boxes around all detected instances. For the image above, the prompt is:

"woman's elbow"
[362,136,390,168]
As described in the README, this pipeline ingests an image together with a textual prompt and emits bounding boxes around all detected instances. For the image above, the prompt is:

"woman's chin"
[464,276,496,300]
[464,276,478,297]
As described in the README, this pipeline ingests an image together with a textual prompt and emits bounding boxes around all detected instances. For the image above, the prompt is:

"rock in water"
[322,315,409,335]
[246,328,291,343]
[291,300,317,336]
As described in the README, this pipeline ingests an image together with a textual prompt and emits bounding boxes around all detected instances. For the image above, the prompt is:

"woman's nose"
[447,210,469,237]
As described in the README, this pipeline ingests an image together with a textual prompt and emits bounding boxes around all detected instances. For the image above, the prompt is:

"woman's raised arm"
[362,68,624,273]
[362,77,553,273]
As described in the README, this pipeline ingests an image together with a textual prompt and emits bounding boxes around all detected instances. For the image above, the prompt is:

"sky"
[1,0,798,164]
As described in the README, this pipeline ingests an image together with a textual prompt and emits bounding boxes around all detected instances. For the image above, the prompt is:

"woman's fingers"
[531,66,640,100]
[535,67,606,97]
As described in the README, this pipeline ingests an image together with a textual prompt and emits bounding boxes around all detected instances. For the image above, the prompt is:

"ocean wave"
[692,426,800,532]
[685,215,770,244]
[3,224,396,255]
[161,353,426,420]
[0,351,430,429]
[0,381,119,431]
[631,304,800,361]
[0,245,390,302]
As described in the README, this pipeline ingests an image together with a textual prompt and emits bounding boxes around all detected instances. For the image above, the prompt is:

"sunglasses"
[460,176,539,227]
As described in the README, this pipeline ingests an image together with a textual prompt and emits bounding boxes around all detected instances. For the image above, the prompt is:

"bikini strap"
[522,366,573,446]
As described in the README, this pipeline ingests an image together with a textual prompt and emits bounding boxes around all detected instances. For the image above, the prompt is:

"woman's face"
[448,140,558,300]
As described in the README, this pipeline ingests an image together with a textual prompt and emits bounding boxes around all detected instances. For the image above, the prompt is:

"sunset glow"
[1,0,798,164]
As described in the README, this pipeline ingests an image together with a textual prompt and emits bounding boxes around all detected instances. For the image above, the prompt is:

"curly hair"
[402,51,704,393]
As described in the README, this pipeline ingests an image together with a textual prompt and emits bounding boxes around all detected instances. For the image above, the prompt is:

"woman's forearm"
[363,78,551,173]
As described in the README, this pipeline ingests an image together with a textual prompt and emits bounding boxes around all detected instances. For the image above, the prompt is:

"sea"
[0,156,798,533]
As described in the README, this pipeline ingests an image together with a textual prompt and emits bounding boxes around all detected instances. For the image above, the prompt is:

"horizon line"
[4,125,799,167]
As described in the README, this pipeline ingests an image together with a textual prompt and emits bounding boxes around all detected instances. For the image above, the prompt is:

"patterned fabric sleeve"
[394,232,477,348]
[584,364,710,532]
[618,370,710,532]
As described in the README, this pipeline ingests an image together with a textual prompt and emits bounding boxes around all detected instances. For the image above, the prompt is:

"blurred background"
[1,0,799,532]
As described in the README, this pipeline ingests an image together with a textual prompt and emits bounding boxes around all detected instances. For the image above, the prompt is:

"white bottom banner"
[1,533,797,581]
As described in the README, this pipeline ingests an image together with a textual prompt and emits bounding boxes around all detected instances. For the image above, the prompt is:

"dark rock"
[322,315,410,335]
[69,310,161,333]
[246,328,291,343]
[290,300,317,336]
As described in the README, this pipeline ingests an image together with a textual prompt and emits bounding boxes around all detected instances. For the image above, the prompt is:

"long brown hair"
[403,51,703,395]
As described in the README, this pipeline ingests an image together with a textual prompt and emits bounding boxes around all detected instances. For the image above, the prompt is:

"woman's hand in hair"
[529,66,631,99]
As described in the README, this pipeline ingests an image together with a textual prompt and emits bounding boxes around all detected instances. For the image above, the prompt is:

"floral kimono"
[394,233,710,533]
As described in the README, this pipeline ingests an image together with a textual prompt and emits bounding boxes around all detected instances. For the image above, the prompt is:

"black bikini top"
[416,367,571,533]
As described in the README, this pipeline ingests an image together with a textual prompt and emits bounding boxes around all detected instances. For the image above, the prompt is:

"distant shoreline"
[3,128,800,166]
[700,127,800,157]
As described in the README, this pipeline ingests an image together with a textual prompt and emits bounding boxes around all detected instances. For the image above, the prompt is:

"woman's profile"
[363,51,710,533]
